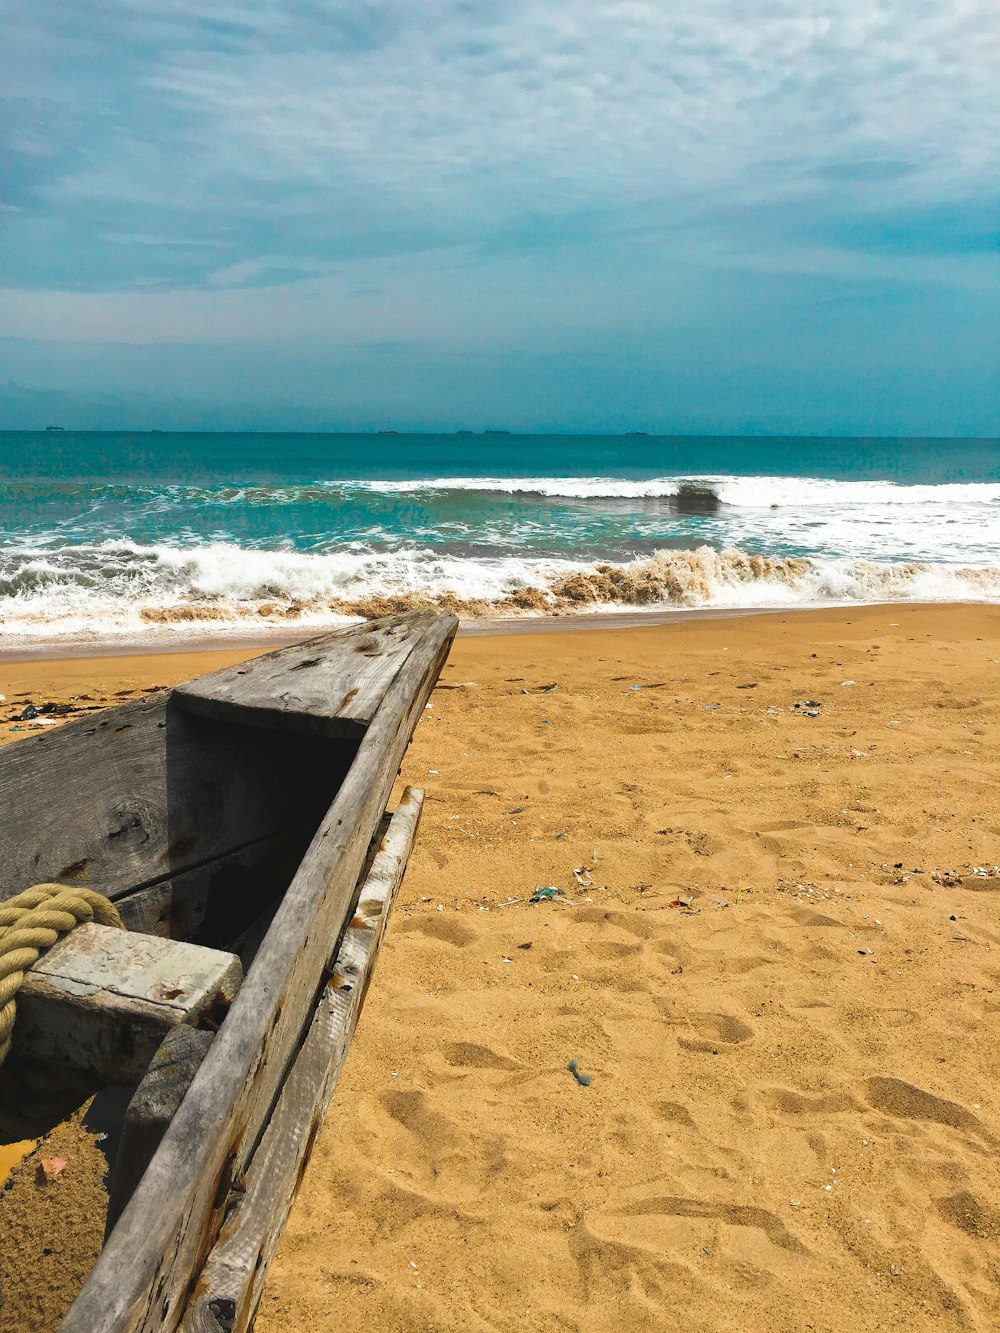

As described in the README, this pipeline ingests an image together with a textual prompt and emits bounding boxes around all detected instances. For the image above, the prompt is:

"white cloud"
[134,1,999,208]
[8,0,999,245]
[1,0,997,383]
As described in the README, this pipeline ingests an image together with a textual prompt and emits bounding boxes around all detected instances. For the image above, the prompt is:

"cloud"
[1,0,997,434]
[2,0,998,296]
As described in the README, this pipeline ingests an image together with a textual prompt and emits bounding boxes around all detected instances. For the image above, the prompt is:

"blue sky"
[1,0,998,434]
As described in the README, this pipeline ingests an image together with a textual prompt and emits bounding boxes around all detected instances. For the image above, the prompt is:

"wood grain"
[183,787,424,1332]
[172,614,441,740]
[0,702,352,905]
[105,1025,215,1238]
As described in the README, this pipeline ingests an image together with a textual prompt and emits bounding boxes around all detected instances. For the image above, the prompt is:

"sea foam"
[1,538,998,646]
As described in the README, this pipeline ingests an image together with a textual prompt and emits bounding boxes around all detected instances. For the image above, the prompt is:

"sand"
[2,604,999,1331]
[0,1107,110,1331]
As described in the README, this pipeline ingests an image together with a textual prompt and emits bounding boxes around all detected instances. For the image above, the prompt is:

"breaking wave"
[33,475,1000,508]
[342,475,1000,507]
[1,539,998,646]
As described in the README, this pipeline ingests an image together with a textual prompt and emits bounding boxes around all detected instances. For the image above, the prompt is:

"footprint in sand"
[654,1100,697,1129]
[761,1087,858,1116]
[379,1088,510,1187]
[585,940,643,961]
[678,1013,754,1053]
[864,1076,992,1141]
[442,1041,521,1071]
[395,915,478,947]
[611,1196,806,1255]
[936,1190,1000,1239]
[571,906,657,938]
[381,1087,452,1138]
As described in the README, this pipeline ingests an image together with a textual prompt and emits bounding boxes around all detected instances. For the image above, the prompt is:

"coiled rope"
[0,884,123,1068]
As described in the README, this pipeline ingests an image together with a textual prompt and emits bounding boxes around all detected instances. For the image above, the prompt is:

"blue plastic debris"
[530,886,565,903]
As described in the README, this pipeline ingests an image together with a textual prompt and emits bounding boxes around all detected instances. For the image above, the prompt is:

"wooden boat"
[0,610,457,1331]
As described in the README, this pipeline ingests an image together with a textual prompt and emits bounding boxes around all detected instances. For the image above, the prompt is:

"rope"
[0,884,124,1068]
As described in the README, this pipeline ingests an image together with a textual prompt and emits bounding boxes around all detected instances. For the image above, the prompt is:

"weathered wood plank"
[62,611,457,1333]
[0,701,353,905]
[15,923,241,1084]
[105,1026,215,1238]
[183,788,423,1333]
[172,613,438,740]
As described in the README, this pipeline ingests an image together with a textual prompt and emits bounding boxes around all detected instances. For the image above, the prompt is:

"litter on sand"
[38,1157,68,1184]
[567,1059,591,1087]
[530,886,565,902]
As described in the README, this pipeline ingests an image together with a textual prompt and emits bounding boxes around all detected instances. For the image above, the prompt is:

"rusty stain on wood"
[59,857,91,879]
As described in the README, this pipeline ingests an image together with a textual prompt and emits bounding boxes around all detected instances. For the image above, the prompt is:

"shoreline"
[0,597,989,664]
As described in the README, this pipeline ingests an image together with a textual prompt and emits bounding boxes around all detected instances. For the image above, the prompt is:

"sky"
[1,0,998,435]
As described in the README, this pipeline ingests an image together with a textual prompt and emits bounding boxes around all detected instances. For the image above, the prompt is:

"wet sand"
[2,604,999,1331]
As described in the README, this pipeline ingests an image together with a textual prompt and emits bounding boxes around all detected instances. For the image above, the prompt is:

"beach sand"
[2,604,999,1331]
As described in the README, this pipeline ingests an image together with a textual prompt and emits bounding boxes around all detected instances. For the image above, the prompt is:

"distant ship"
[377,429,399,436]
[44,425,65,432]
[483,429,511,436]
[455,429,474,436]
[625,430,648,437]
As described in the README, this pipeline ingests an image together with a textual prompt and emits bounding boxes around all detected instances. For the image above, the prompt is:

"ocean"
[1,431,998,649]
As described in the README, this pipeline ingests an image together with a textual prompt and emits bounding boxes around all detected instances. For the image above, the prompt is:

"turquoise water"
[1,431,998,645]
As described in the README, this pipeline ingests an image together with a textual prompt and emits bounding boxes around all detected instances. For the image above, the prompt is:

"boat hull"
[0,611,457,1332]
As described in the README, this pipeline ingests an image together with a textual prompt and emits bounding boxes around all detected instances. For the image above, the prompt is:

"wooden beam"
[183,788,423,1332]
[15,924,242,1084]
[61,611,456,1333]
[105,1025,215,1238]
[172,613,439,740]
